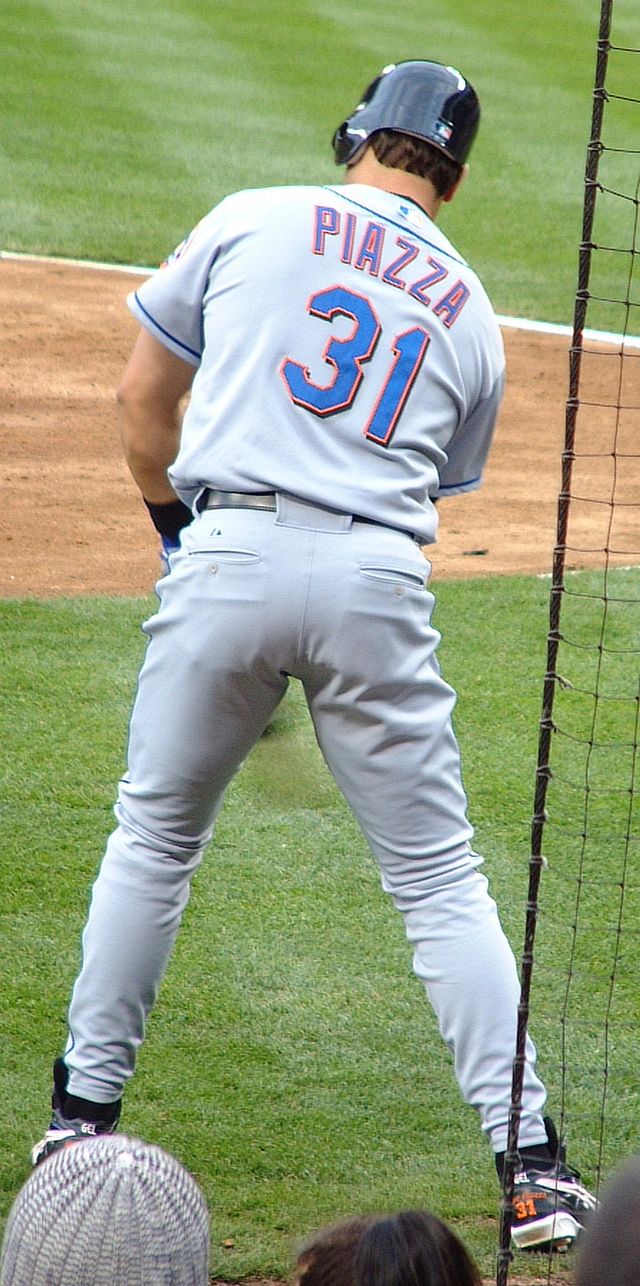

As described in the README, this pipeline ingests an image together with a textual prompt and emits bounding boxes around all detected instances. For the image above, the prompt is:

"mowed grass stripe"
[1,0,638,324]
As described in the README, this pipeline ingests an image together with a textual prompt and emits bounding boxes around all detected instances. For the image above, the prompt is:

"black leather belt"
[200,490,280,513]
[198,490,419,541]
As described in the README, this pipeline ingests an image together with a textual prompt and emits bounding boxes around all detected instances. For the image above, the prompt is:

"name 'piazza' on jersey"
[310,203,471,325]
[128,183,505,545]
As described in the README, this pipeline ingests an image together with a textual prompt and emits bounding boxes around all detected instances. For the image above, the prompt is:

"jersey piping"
[438,474,482,492]
[321,186,468,268]
[132,292,201,363]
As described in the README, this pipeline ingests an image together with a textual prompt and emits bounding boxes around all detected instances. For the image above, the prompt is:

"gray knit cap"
[0,1135,210,1286]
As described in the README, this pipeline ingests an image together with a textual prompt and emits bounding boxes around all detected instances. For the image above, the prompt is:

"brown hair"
[370,130,462,198]
[297,1216,377,1286]
[296,1210,482,1286]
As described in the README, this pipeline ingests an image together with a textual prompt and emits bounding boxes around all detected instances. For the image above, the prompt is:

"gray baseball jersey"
[128,183,505,544]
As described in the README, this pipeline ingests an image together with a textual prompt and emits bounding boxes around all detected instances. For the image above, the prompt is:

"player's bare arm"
[117,326,195,504]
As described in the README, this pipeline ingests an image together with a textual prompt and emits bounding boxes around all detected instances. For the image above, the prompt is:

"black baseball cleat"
[31,1056,121,1166]
[510,1160,598,1252]
[497,1117,598,1252]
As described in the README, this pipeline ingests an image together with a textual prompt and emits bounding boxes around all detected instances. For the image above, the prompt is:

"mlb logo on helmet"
[433,118,454,145]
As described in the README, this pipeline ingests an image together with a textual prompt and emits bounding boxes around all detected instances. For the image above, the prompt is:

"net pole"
[495,4,614,1281]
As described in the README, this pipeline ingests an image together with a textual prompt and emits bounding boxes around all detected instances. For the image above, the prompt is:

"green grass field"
[3,572,639,1278]
[2,0,638,328]
[2,1,639,1281]
[0,580,553,1278]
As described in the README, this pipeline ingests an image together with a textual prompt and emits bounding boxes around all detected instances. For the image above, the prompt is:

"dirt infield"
[2,254,612,598]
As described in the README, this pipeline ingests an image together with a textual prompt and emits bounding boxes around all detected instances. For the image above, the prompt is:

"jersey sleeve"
[127,207,227,367]
[434,368,505,498]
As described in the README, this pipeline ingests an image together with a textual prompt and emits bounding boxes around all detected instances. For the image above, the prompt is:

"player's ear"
[443,162,469,204]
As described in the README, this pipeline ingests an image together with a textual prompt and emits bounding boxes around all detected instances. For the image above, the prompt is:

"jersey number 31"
[280,285,430,446]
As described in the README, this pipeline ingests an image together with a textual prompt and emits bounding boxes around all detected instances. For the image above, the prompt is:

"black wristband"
[144,497,193,541]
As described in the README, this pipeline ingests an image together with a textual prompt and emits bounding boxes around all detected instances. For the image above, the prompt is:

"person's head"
[332,61,480,214]
[0,1135,210,1286]
[574,1154,640,1286]
[295,1209,482,1286]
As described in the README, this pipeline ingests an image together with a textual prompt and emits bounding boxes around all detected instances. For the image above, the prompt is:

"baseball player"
[32,61,596,1251]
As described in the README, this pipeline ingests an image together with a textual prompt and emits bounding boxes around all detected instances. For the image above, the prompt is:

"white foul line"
[1,249,154,276]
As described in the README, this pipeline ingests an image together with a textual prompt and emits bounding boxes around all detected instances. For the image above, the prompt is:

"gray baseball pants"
[64,496,547,1152]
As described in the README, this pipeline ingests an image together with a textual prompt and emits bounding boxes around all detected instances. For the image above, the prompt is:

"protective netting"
[497,2,640,1281]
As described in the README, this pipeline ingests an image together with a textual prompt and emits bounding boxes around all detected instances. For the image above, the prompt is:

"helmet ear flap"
[332,69,388,166]
[332,122,370,167]
[332,123,351,166]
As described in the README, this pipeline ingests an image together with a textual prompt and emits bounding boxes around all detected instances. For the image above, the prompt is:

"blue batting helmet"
[333,60,480,167]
